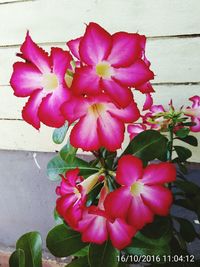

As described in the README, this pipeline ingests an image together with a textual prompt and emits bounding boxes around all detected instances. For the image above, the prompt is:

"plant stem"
[168,125,174,162]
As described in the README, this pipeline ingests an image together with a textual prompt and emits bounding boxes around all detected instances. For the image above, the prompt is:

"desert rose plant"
[9,23,200,267]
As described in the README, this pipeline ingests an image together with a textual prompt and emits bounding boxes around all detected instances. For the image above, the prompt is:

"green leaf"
[54,209,63,225]
[174,146,192,161]
[9,249,25,267]
[73,246,89,257]
[175,180,200,195]
[86,183,103,206]
[52,123,68,144]
[174,217,197,242]
[177,135,198,147]
[46,224,88,257]
[67,257,89,267]
[16,232,42,267]
[47,155,99,181]
[123,130,168,162]
[175,128,190,138]
[89,241,119,267]
[174,199,194,211]
[60,141,77,162]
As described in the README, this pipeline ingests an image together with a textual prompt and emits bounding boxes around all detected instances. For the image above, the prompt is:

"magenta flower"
[127,124,147,140]
[10,32,72,129]
[61,94,140,151]
[67,22,154,107]
[184,96,200,132]
[78,187,137,250]
[105,155,176,229]
[56,169,101,229]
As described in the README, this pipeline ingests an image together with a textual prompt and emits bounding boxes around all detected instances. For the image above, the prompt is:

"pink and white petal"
[107,32,142,68]
[98,112,125,151]
[72,66,100,95]
[61,96,89,124]
[150,105,165,114]
[79,22,112,65]
[143,93,153,111]
[142,185,173,216]
[67,37,82,60]
[80,215,108,244]
[65,168,80,186]
[127,124,146,140]
[191,118,200,132]
[10,62,43,97]
[102,79,132,108]
[114,59,154,87]
[38,86,69,128]
[116,155,143,186]
[107,101,140,123]
[189,95,200,107]
[22,89,46,129]
[56,194,78,217]
[142,162,176,185]
[127,195,154,229]
[108,218,137,250]
[51,48,72,82]
[64,204,83,230]
[104,187,132,219]
[21,32,51,73]
[70,114,100,151]
[136,82,155,94]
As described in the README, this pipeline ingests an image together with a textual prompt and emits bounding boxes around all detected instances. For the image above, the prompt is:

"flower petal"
[143,93,153,111]
[79,22,112,65]
[102,78,133,108]
[38,86,70,128]
[108,218,137,250]
[70,114,100,151]
[10,62,43,97]
[127,124,146,140]
[114,59,154,87]
[56,194,78,217]
[104,187,132,219]
[142,185,173,216]
[116,155,143,186]
[20,32,51,73]
[107,32,142,67]
[127,195,154,229]
[22,89,46,129]
[67,37,82,59]
[72,66,100,95]
[142,162,176,185]
[65,168,80,187]
[191,118,200,132]
[98,111,125,151]
[136,81,155,94]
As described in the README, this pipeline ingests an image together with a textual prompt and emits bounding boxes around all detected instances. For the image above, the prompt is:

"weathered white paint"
[0,0,200,46]
[1,37,200,86]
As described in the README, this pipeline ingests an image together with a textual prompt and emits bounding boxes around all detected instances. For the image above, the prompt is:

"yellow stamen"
[130,181,144,196]
[42,73,58,91]
[96,61,111,79]
[88,103,106,117]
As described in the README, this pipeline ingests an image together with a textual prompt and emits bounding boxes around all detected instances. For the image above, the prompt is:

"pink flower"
[10,32,72,129]
[56,169,100,229]
[67,22,154,107]
[61,94,140,151]
[105,155,176,230]
[127,124,147,140]
[78,186,137,250]
[184,96,200,132]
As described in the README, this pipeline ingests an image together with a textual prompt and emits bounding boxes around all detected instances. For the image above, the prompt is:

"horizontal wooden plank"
[0,0,33,4]
[0,37,200,87]
[0,0,200,46]
[1,85,200,120]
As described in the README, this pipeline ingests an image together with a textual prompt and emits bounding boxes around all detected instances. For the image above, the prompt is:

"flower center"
[130,181,144,196]
[88,103,106,117]
[42,73,59,91]
[73,187,81,199]
[96,61,111,78]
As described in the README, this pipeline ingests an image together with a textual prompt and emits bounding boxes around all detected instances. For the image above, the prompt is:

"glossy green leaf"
[89,241,119,267]
[174,217,197,242]
[177,135,198,147]
[16,232,42,267]
[73,246,89,257]
[9,249,25,267]
[52,123,68,144]
[60,141,77,162]
[54,209,63,225]
[175,128,190,138]
[47,155,99,181]
[175,180,200,195]
[46,224,88,257]
[67,257,89,267]
[123,130,168,162]
[174,146,192,161]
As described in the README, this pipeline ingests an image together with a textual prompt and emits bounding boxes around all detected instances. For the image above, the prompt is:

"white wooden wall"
[0,0,199,161]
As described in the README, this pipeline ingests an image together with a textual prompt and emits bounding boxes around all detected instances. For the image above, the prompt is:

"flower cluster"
[56,155,176,249]
[10,22,154,151]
